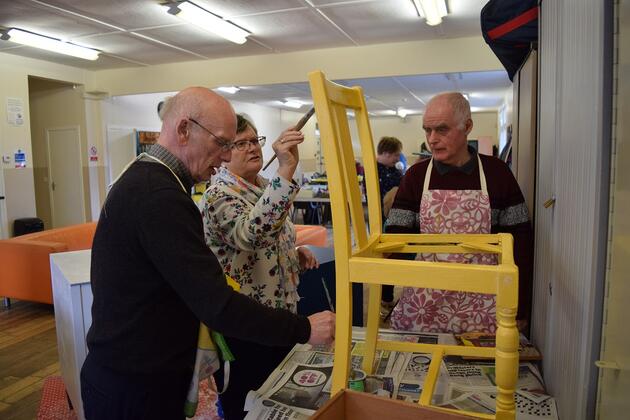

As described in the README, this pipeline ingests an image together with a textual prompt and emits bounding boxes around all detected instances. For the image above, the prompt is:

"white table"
[50,249,92,420]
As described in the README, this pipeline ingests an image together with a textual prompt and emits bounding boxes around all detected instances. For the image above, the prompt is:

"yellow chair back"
[308,70,519,420]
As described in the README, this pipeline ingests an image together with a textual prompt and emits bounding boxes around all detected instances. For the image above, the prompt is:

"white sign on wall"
[6,97,24,126]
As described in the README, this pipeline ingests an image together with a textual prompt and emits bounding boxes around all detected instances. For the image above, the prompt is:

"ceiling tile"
[232,8,354,52]
[82,32,200,65]
[135,25,271,59]
[191,0,307,17]
[39,0,175,29]
[0,0,112,40]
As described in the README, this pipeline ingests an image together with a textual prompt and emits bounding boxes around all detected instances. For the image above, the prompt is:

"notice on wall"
[14,149,26,168]
[89,145,98,162]
[6,97,24,126]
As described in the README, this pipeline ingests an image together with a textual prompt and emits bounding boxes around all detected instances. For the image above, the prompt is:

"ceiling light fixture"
[282,100,303,109]
[165,1,249,45]
[0,28,99,60]
[412,0,448,26]
[216,86,240,94]
[397,108,409,118]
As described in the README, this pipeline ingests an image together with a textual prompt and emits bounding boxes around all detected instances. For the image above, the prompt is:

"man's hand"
[297,246,319,271]
[307,310,335,345]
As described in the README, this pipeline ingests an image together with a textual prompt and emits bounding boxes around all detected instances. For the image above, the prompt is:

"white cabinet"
[50,249,92,420]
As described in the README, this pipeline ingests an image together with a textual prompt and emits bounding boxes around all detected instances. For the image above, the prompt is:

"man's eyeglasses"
[233,136,266,151]
[188,118,233,150]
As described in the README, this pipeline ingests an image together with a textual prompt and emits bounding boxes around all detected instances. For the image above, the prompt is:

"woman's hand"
[273,126,304,181]
[297,246,319,271]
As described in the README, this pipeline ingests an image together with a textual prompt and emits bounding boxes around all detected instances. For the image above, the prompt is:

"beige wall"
[0,52,91,237]
[469,111,499,147]
[28,78,91,229]
[349,112,499,161]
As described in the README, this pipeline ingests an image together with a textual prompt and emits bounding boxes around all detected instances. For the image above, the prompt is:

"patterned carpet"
[37,376,222,420]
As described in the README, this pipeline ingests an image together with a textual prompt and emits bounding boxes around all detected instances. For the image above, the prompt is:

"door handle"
[595,360,628,371]
[543,196,556,208]
[51,181,56,191]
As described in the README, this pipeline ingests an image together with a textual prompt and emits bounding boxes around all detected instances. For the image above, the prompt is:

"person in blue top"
[376,136,404,315]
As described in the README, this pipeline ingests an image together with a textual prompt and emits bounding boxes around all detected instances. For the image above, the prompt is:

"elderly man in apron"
[385,92,533,334]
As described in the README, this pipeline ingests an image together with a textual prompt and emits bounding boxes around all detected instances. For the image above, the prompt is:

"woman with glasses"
[198,114,318,420]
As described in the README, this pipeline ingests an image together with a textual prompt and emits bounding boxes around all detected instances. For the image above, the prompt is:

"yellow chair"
[308,70,519,420]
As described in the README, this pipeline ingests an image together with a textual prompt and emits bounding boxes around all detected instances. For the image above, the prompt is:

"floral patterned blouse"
[199,167,302,312]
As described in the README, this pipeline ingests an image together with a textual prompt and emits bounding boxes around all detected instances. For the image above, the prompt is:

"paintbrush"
[321,277,335,312]
[262,106,315,171]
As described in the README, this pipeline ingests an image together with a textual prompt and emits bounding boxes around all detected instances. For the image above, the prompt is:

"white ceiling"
[214,70,511,115]
[1,0,510,113]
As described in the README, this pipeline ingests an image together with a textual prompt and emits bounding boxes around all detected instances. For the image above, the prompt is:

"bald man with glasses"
[82,87,335,420]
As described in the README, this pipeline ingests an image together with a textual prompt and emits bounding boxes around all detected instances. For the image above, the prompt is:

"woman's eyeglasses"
[233,136,266,151]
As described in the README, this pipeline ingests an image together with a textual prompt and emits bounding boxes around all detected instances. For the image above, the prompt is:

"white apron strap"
[422,155,488,195]
[422,159,434,194]
[107,152,187,193]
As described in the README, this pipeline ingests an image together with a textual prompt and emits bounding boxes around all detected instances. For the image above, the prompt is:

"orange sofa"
[0,222,326,306]
[294,224,328,248]
[0,222,97,304]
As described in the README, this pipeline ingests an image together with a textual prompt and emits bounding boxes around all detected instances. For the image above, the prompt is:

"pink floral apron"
[390,156,497,333]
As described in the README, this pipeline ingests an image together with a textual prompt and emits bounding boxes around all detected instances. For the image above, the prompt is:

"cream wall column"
[84,93,108,220]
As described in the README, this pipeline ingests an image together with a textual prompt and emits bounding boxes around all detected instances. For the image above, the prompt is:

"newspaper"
[444,361,544,391]
[244,328,552,420]
[245,399,309,420]
[439,383,559,419]
[393,352,453,404]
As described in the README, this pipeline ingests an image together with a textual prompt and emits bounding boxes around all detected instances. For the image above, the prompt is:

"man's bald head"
[160,87,235,134]
[158,87,236,181]
[426,92,471,131]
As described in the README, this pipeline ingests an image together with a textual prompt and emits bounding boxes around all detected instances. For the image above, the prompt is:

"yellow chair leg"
[331,275,353,395]
[495,306,518,420]
[362,283,382,374]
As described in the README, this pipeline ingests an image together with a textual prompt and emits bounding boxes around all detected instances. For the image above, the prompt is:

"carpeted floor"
[37,376,221,420]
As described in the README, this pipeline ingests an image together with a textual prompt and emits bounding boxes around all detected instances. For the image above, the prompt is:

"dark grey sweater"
[86,158,310,375]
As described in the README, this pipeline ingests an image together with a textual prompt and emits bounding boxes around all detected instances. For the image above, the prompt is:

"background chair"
[0,222,97,305]
[308,70,519,419]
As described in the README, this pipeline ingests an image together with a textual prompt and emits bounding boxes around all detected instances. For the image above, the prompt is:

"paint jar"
[348,369,366,392]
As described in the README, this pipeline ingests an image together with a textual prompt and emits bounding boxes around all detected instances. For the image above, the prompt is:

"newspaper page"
[395,352,451,404]
[260,363,333,415]
[439,383,558,420]
[244,399,310,420]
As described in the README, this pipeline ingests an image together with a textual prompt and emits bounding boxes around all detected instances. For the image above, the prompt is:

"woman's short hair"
[157,96,173,121]
[377,136,403,155]
[236,114,257,134]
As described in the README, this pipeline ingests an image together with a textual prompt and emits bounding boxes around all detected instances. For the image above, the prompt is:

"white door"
[596,0,630,417]
[46,126,86,228]
[106,126,136,186]
[0,171,6,239]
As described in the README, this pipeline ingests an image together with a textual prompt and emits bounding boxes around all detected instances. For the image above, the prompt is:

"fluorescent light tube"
[4,28,99,60]
[397,108,409,118]
[167,1,249,45]
[282,100,303,109]
[216,86,240,94]
[413,0,448,26]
